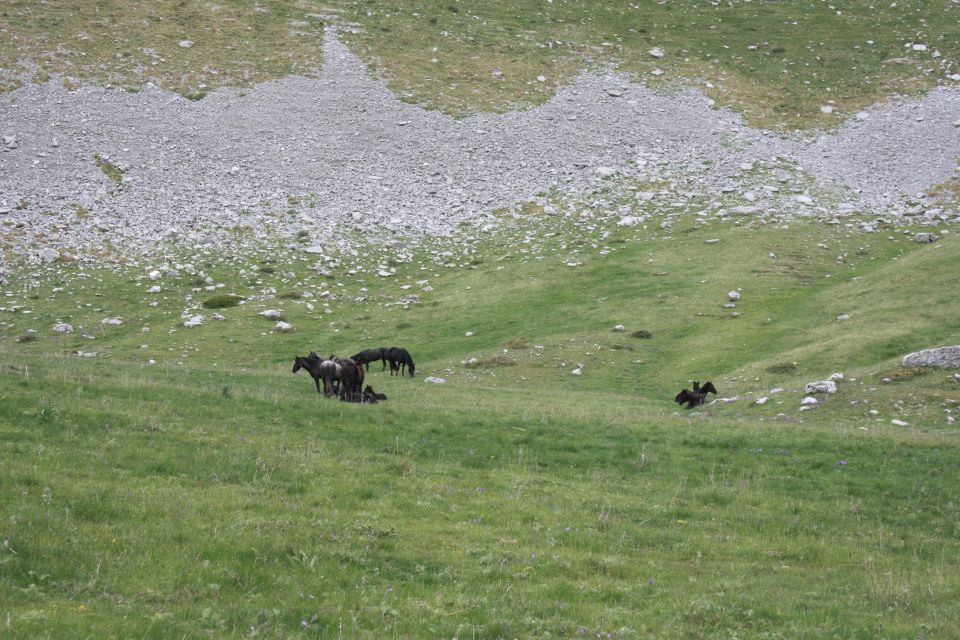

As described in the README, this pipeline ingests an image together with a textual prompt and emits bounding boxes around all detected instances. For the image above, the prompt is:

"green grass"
[2,1,958,128]
[2,210,959,637]
[93,154,124,185]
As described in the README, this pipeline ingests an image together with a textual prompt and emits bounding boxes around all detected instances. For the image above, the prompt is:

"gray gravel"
[1,28,958,263]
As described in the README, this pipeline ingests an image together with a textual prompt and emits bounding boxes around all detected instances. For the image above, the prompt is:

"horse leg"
[313,375,322,394]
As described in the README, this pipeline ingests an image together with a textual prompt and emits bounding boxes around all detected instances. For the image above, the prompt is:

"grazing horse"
[385,346,416,377]
[334,357,365,401]
[350,347,388,372]
[292,352,327,395]
[674,380,718,409]
[318,358,341,397]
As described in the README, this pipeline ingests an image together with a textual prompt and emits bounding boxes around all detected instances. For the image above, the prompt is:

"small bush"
[767,362,797,374]
[278,291,303,300]
[631,330,653,339]
[611,343,635,351]
[483,355,516,367]
[879,366,929,382]
[202,294,243,309]
[396,321,413,330]
[505,337,529,349]
[16,333,37,343]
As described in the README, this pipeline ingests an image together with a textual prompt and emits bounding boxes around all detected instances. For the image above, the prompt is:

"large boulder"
[902,345,960,368]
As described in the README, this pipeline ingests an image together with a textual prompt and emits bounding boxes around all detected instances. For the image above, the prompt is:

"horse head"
[293,356,304,373]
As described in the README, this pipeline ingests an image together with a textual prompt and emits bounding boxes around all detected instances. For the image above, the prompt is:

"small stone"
[183,315,204,328]
[820,105,835,114]
[605,88,623,97]
[424,376,446,384]
[728,290,741,301]
[836,314,850,321]
[147,285,161,294]
[801,397,819,405]
[3,135,18,151]
[595,166,617,178]
[804,380,838,394]
[891,419,909,426]
[259,309,284,320]
[704,239,720,244]
[178,40,194,48]
[795,195,813,204]
[648,47,665,58]
[913,233,938,243]
[52,322,73,333]
[828,372,844,381]
[617,216,641,227]
[571,368,582,376]
[100,317,123,326]
[148,270,161,280]
[465,331,474,337]
[755,397,769,405]
[612,324,625,332]
[275,321,294,333]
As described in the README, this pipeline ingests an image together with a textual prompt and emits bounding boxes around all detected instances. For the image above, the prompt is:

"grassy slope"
[1,1,958,127]
[2,218,959,638]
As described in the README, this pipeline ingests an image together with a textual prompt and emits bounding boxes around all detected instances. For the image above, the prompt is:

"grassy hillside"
[1,0,958,127]
[2,213,959,638]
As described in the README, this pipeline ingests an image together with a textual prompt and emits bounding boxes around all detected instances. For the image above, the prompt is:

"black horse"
[350,347,389,372]
[674,380,718,409]
[293,352,329,395]
[385,346,416,377]
[364,385,387,401]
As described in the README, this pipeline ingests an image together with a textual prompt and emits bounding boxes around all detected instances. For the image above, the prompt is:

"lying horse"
[385,346,416,377]
[674,380,718,409]
[364,385,387,401]
[351,347,389,372]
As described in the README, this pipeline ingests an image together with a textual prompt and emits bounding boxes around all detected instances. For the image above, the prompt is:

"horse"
[292,352,327,395]
[674,380,718,409]
[364,385,387,401]
[334,356,365,401]
[350,347,388,372]
[385,346,416,377]
[318,358,341,397]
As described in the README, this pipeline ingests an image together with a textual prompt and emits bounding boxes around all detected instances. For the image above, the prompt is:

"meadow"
[2,210,960,638]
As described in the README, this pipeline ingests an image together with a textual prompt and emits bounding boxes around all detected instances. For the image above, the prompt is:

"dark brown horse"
[674,381,718,409]
[385,346,416,377]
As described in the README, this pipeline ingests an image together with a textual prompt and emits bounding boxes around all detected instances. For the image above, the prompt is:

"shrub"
[631,330,653,339]
[202,294,243,309]
[767,362,797,374]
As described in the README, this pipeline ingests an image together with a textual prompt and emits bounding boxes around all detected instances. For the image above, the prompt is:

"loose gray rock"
[259,309,284,320]
[52,322,73,333]
[804,380,838,394]
[424,376,446,384]
[902,345,960,368]
[275,321,294,332]
[913,233,938,243]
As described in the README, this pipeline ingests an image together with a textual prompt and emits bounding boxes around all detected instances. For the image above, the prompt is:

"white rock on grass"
[52,322,73,333]
[183,315,204,328]
[571,368,583,376]
[148,270,161,280]
[755,397,769,405]
[891,419,909,427]
[617,216,641,227]
[465,331,475,337]
[147,285,161,294]
[275,321,294,333]
[801,396,819,405]
[728,290,741,301]
[648,47,665,58]
[100,317,123,326]
[259,309,284,320]
[612,324,625,332]
[901,345,960,368]
[829,372,845,381]
[424,376,446,384]
[836,314,850,321]
[804,380,838,394]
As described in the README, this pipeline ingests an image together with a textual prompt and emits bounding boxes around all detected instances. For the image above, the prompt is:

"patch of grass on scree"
[1,1,958,128]
[2,216,960,638]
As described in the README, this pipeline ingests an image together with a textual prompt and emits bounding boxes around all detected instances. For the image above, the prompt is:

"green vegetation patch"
[201,293,243,309]
[0,0,326,96]
[93,154,123,185]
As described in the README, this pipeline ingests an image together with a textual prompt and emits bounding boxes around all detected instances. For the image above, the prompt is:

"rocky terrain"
[1,27,958,265]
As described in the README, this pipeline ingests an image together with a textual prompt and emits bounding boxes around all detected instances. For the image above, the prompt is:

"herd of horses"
[292,346,415,403]
[296,344,715,410]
